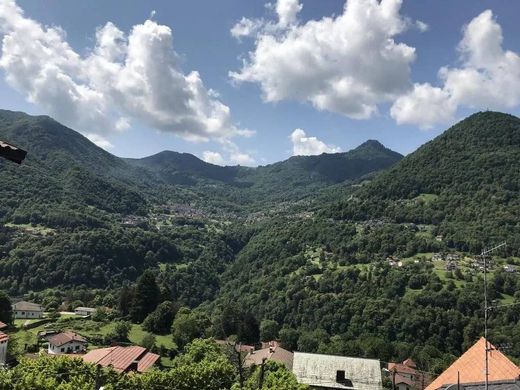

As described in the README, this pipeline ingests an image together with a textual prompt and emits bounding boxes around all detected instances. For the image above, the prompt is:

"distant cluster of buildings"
[235,338,520,390]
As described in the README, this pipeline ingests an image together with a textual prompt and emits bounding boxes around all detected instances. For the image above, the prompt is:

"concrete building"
[74,307,97,317]
[292,352,382,390]
[12,301,44,319]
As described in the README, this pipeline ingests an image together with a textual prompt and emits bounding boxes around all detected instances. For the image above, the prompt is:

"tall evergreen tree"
[0,291,12,324]
[130,270,160,322]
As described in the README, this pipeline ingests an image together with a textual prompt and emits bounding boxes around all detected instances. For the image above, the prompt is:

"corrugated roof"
[48,331,87,347]
[426,338,520,390]
[82,346,159,373]
[292,352,382,390]
[138,351,161,372]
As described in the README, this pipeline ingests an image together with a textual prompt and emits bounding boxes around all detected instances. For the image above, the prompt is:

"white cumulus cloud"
[0,0,249,143]
[84,133,114,150]
[290,128,341,156]
[230,0,419,119]
[391,10,520,128]
[202,151,225,165]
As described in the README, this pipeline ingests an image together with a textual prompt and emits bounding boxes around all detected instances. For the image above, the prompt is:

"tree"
[232,360,309,390]
[130,270,160,323]
[260,319,280,342]
[171,308,210,349]
[140,333,156,351]
[111,321,132,341]
[279,327,300,351]
[0,291,12,324]
[142,301,177,334]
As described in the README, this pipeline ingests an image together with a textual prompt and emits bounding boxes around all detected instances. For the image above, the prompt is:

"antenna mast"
[480,242,506,390]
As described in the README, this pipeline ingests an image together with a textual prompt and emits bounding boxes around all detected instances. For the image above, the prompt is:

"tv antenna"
[479,242,506,390]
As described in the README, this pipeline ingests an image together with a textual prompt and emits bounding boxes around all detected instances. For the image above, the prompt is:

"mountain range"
[0,109,402,224]
[0,108,519,370]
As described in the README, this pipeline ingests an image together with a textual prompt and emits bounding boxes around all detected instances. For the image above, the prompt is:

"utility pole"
[259,358,267,389]
[480,242,506,390]
[94,364,102,390]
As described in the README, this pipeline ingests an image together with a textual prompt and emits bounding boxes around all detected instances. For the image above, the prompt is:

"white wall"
[48,341,86,354]
[14,310,43,319]
[0,339,7,364]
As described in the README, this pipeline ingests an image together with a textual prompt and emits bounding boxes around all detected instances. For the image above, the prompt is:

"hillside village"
[0,299,519,389]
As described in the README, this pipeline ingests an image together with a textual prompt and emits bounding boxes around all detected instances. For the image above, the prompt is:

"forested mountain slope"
[205,112,520,372]
[328,111,520,255]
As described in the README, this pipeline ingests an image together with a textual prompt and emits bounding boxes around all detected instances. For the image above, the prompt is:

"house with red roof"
[387,358,431,390]
[81,345,160,373]
[47,331,87,354]
[426,338,520,390]
[244,341,294,370]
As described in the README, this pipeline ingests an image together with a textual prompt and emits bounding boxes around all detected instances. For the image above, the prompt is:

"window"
[336,370,346,382]
[61,347,64,352]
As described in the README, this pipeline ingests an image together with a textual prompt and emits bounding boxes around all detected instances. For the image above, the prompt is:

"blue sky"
[0,0,519,165]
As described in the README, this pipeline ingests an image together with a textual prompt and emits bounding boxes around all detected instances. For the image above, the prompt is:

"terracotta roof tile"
[48,331,87,347]
[426,338,520,390]
[82,346,158,373]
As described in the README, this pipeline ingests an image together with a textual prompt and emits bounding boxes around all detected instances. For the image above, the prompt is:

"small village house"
[74,307,97,317]
[292,352,382,390]
[47,331,87,354]
[387,358,431,390]
[12,301,44,319]
[426,338,520,390]
[244,341,294,370]
[81,346,159,373]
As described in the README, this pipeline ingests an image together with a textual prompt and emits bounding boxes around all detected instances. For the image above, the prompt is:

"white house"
[292,352,382,390]
[0,332,8,365]
[47,331,87,354]
[74,307,97,317]
[12,301,44,319]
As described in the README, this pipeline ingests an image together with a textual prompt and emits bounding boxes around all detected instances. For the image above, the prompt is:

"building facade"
[12,301,44,319]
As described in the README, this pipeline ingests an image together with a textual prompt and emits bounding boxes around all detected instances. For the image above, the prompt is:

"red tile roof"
[244,345,294,370]
[82,346,159,373]
[403,358,417,368]
[48,331,87,347]
[426,338,520,390]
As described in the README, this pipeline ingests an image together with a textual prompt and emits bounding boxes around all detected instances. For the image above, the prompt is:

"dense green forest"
[0,109,519,375]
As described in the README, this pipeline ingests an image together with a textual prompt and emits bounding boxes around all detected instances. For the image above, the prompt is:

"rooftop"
[48,331,87,347]
[292,352,382,390]
[440,380,520,390]
[426,338,520,390]
[244,343,294,370]
[82,346,159,373]
[12,301,43,311]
